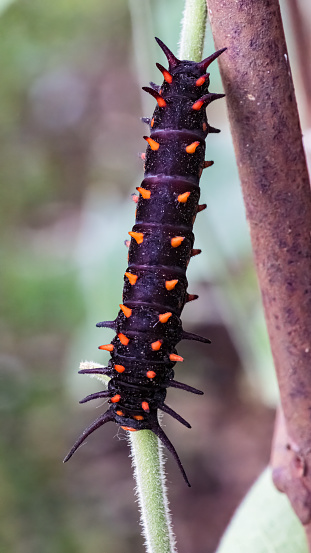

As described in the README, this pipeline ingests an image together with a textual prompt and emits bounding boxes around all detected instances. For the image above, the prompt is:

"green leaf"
[216,467,308,553]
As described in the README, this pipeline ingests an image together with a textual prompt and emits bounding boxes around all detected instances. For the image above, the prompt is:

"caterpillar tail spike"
[63,410,114,463]
[152,423,191,487]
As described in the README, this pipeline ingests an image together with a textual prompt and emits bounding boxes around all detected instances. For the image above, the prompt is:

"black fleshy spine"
[64,39,226,487]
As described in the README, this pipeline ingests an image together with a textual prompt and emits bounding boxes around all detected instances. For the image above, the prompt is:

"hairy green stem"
[179,0,207,61]
[129,429,176,553]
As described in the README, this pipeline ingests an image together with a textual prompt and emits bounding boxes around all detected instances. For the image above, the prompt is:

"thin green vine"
[179,0,207,61]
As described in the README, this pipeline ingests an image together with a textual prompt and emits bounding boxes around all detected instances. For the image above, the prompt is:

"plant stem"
[179,0,207,61]
[129,429,176,553]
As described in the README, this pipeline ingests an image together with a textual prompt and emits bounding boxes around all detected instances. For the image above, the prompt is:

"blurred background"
[0,0,310,552]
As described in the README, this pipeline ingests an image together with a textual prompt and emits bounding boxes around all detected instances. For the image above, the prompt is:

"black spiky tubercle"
[64,38,226,486]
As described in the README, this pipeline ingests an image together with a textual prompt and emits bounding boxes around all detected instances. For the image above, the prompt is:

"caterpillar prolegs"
[64,38,226,486]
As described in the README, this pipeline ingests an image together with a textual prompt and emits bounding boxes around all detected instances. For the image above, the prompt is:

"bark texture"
[206,0,311,530]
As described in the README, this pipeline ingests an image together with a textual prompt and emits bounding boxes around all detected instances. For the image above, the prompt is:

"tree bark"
[206,0,311,535]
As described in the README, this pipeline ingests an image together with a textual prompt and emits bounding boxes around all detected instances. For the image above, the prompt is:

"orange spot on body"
[151,340,162,351]
[157,96,167,108]
[178,191,191,203]
[98,344,114,352]
[137,187,151,199]
[118,333,129,346]
[116,410,124,416]
[142,401,150,412]
[121,426,137,432]
[192,99,204,110]
[169,354,184,362]
[156,62,173,84]
[119,304,132,318]
[111,394,121,403]
[165,279,178,290]
[144,136,160,151]
[186,141,200,154]
[159,312,172,323]
[196,74,209,86]
[146,371,156,379]
[125,272,138,286]
[129,231,144,244]
[133,415,144,420]
[171,236,185,248]
[151,117,154,127]
[115,364,125,373]
[163,70,173,83]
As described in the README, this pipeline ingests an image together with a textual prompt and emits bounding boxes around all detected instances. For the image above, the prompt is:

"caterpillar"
[64,38,226,486]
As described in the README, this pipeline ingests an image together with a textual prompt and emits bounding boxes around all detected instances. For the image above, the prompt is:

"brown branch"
[206,0,311,534]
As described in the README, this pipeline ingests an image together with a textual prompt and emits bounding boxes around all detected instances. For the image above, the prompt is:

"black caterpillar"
[64,38,226,486]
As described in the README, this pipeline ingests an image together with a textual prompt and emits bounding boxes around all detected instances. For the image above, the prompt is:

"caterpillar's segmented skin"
[64,38,226,487]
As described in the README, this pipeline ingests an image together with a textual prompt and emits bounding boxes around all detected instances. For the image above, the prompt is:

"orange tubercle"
[142,401,150,412]
[137,187,151,199]
[116,410,124,416]
[157,96,167,108]
[196,74,209,86]
[151,340,162,351]
[156,63,173,84]
[171,236,185,248]
[133,415,144,421]
[146,370,156,379]
[111,394,121,403]
[98,344,114,352]
[150,117,154,127]
[186,141,200,154]
[125,272,138,286]
[115,364,125,373]
[163,70,173,83]
[169,354,184,362]
[192,99,204,111]
[129,231,144,244]
[165,279,178,290]
[159,312,172,323]
[144,136,160,151]
[118,333,129,346]
[119,304,132,318]
[121,426,137,432]
[177,191,191,203]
